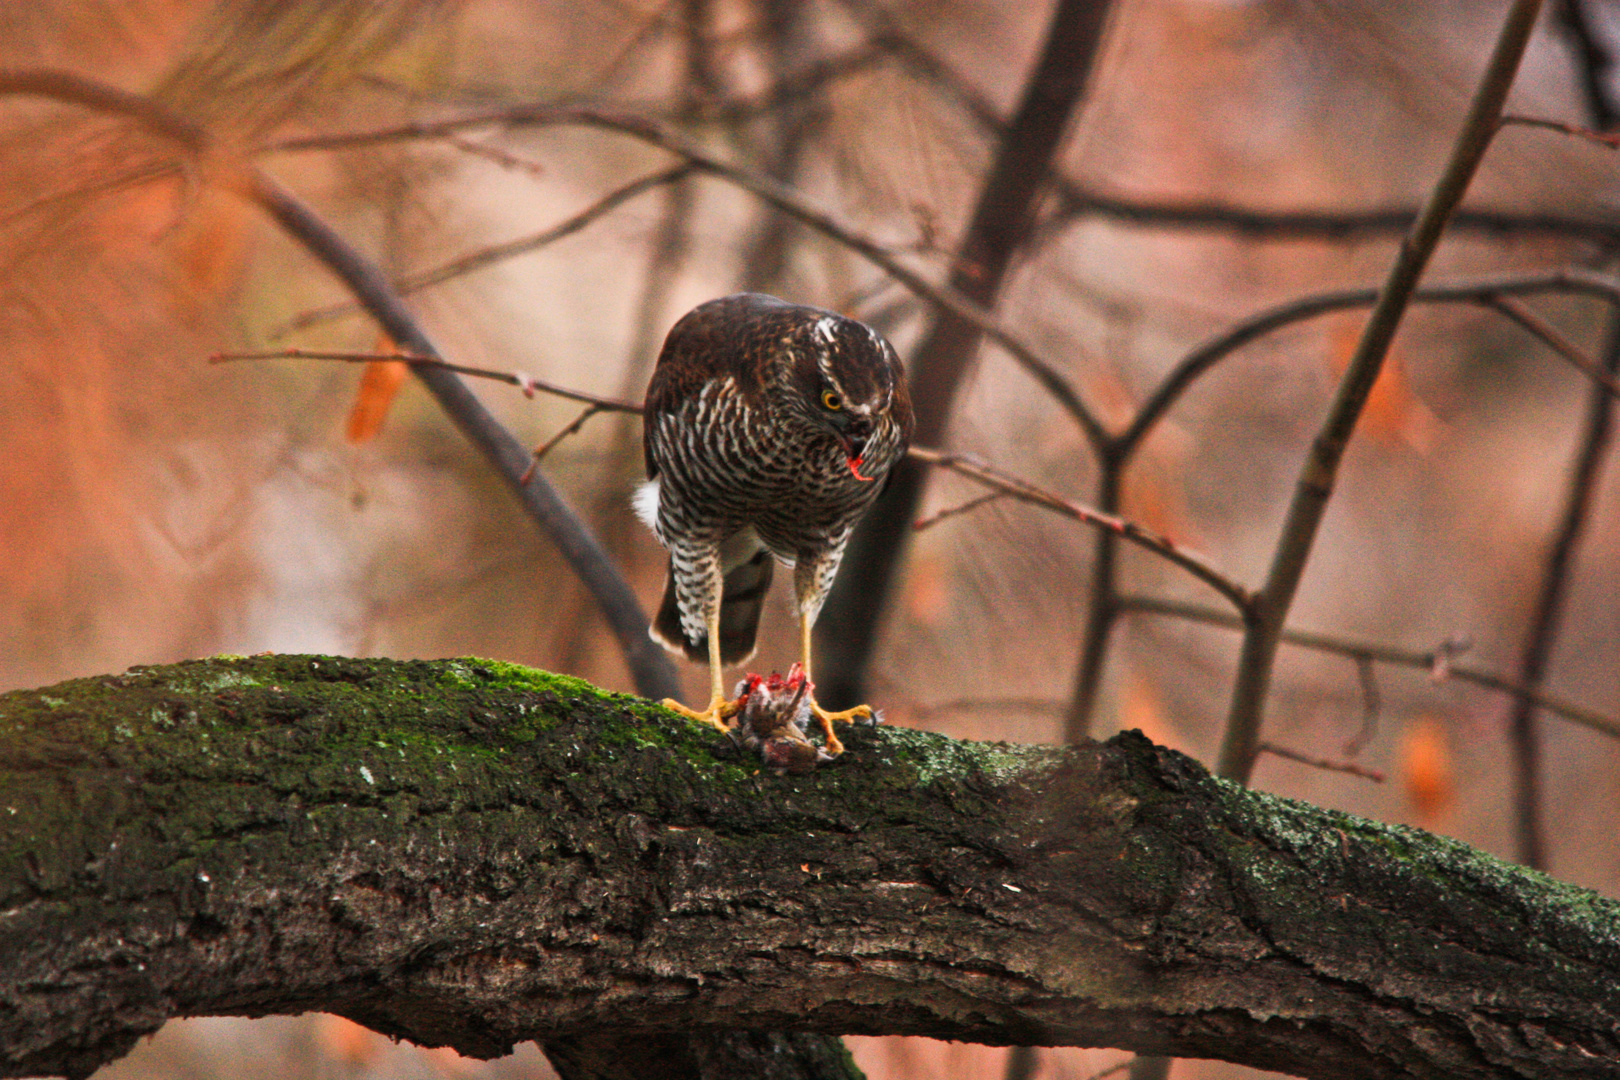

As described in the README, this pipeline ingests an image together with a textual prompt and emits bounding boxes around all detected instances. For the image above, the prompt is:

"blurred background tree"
[2,1,1618,1077]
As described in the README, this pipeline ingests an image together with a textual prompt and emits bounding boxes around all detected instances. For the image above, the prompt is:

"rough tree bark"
[1,655,1617,1080]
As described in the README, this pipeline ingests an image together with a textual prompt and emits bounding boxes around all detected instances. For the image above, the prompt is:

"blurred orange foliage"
[903,548,951,626]
[314,1013,382,1068]
[1325,315,1443,452]
[1400,715,1456,824]
[347,334,409,443]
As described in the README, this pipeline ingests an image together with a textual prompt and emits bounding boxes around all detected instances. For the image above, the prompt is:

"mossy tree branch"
[1,655,1617,1080]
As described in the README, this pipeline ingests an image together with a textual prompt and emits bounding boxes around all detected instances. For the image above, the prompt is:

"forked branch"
[1214,0,1547,782]
[908,447,1252,613]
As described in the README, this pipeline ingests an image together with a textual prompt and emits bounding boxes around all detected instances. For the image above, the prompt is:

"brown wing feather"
[649,549,774,665]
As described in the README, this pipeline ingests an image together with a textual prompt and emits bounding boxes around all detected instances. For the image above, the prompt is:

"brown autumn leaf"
[1400,715,1455,824]
[1122,669,1185,753]
[346,333,409,443]
[903,548,950,626]
[1121,434,1200,548]
[1078,362,1137,431]
[313,1013,381,1067]
[168,183,252,307]
[1326,315,1442,452]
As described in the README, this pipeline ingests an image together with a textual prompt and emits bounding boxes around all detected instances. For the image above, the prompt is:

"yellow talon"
[810,702,871,757]
[662,694,739,733]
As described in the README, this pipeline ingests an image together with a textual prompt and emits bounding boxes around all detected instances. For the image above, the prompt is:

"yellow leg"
[799,613,871,756]
[661,581,738,732]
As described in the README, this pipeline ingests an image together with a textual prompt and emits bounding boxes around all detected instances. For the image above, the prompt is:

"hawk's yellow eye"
[821,390,842,410]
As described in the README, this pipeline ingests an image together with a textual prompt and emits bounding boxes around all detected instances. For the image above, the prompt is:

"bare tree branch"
[267,104,1107,445]
[1123,268,1620,458]
[1504,0,1620,870]
[912,490,1005,532]
[1480,294,1620,398]
[5,654,1618,1080]
[1500,111,1620,146]
[1120,593,1620,742]
[211,349,645,412]
[442,133,549,175]
[691,43,886,123]
[522,404,609,480]
[246,172,680,699]
[0,67,208,147]
[1256,741,1386,783]
[1218,0,1549,780]
[828,0,1006,134]
[1065,265,1620,745]
[825,10,1620,251]
[284,165,696,333]
[1051,184,1620,248]
[0,68,680,702]
[908,447,1251,613]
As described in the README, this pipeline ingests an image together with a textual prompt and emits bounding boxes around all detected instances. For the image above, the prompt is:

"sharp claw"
[810,701,874,757]
[661,695,739,732]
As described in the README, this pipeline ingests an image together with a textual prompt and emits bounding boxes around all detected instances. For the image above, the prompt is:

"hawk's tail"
[650,549,774,667]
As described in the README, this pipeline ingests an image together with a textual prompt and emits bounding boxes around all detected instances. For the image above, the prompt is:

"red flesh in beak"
[835,432,876,482]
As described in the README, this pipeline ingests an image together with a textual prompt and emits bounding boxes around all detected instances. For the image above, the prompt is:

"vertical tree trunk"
[816,0,1115,708]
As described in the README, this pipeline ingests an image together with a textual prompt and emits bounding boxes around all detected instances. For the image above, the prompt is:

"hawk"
[636,293,914,754]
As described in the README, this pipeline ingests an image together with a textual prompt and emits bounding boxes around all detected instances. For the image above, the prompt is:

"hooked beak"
[834,425,875,482]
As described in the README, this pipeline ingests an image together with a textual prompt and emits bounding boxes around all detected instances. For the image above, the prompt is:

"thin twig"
[913,491,1005,532]
[1257,742,1386,784]
[1499,112,1620,147]
[1479,294,1620,398]
[691,43,886,122]
[1120,594,1620,742]
[1347,655,1380,757]
[1080,1060,1134,1080]
[284,165,695,332]
[1123,269,1620,456]
[1051,185,1620,248]
[209,348,645,412]
[264,104,1109,446]
[907,447,1252,613]
[0,69,681,701]
[1218,0,1546,781]
[443,133,548,175]
[521,405,606,482]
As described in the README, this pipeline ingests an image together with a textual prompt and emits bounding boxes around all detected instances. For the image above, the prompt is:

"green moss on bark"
[4,656,1618,1080]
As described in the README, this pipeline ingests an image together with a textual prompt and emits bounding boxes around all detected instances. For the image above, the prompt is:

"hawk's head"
[771,303,908,482]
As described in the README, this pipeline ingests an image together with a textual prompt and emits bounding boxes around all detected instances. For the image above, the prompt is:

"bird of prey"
[636,293,914,754]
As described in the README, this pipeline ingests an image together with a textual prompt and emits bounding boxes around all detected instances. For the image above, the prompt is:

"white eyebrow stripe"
[816,350,839,387]
[814,315,839,344]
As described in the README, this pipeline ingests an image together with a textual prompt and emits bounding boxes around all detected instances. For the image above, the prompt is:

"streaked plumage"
[638,293,913,751]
